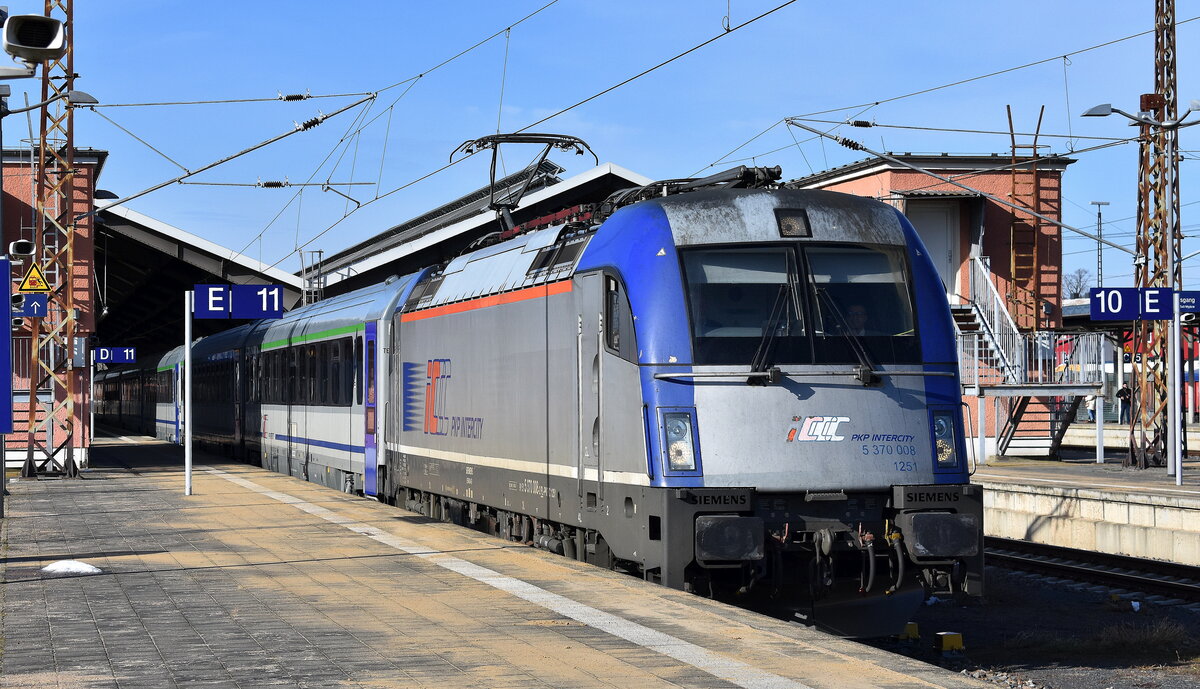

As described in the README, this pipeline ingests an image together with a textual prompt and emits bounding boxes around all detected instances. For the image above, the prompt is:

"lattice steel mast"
[20,0,78,478]
[1127,0,1180,469]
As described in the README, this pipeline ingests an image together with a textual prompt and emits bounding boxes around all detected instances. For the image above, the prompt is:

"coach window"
[366,342,376,405]
[273,351,283,404]
[318,342,330,405]
[289,348,300,404]
[354,336,363,406]
[342,339,354,405]
[330,342,342,406]
[312,345,321,405]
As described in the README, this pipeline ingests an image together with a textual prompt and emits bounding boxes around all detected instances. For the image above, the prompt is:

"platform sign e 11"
[93,347,137,364]
[193,284,284,320]
[231,285,284,319]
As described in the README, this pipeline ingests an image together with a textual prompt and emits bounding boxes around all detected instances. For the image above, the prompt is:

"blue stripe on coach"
[274,435,366,455]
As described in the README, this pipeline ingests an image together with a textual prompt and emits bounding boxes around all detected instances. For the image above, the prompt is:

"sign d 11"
[94,347,136,364]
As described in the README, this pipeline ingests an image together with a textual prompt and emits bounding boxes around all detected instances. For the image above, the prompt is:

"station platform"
[1,437,982,689]
[973,453,1200,566]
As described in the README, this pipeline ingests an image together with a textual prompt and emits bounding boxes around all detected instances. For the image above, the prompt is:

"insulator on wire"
[298,115,323,131]
[278,90,311,102]
[259,180,288,188]
[850,120,872,128]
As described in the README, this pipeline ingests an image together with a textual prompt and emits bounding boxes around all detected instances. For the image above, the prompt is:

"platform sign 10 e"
[1089,287,1173,321]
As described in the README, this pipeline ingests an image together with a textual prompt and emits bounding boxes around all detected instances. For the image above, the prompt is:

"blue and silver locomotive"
[98,169,982,637]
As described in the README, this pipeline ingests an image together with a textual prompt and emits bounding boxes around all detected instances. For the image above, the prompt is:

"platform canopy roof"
[94,202,303,353]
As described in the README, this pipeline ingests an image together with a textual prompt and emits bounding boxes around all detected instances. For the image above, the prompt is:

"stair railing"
[966,256,1024,382]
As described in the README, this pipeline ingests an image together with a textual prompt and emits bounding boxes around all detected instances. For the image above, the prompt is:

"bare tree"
[1064,268,1092,299]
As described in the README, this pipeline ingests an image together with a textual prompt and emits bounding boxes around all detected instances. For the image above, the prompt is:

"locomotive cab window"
[805,245,920,365]
[603,275,637,362]
[680,247,808,365]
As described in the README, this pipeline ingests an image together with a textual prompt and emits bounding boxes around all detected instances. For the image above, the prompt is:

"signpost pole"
[184,290,193,496]
[1170,291,1182,485]
[89,350,94,445]
[1096,338,1105,464]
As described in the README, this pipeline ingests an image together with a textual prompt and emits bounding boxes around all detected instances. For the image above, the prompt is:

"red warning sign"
[18,263,51,293]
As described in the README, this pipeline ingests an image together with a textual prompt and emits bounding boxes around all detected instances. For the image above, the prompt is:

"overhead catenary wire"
[792,15,1200,119]
[274,0,804,271]
[86,91,375,108]
[85,94,377,219]
[513,0,799,134]
[701,16,1200,171]
[233,3,563,262]
[89,108,191,173]
[785,119,1135,255]
[788,117,1127,142]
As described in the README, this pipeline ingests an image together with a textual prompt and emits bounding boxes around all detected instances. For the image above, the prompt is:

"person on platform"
[1116,383,1131,424]
[1085,394,1096,423]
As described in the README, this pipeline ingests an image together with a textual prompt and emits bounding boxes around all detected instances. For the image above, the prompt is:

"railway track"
[984,537,1200,603]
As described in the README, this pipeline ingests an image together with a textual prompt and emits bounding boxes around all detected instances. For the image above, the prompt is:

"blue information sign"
[1140,287,1172,320]
[94,347,137,364]
[0,259,12,434]
[231,284,284,319]
[13,293,48,318]
[1089,288,1140,321]
[1179,291,1200,314]
[193,284,284,320]
[194,284,231,319]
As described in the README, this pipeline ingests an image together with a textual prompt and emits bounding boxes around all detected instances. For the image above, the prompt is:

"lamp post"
[1083,100,1199,483]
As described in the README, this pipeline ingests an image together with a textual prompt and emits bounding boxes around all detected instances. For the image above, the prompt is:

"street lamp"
[1083,99,1199,484]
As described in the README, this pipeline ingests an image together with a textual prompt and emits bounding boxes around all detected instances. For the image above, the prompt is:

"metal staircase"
[955,255,1103,458]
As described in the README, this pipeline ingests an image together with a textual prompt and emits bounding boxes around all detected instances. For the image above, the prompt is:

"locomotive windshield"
[682,248,809,365]
[680,244,920,366]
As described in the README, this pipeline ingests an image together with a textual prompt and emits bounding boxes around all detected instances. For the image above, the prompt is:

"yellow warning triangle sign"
[18,263,52,293]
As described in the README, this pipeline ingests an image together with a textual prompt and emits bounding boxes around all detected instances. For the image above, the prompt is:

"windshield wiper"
[748,283,790,385]
[816,288,880,386]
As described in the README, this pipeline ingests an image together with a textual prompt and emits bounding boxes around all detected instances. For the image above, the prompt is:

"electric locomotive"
[95,167,983,637]
[381,174,982,636]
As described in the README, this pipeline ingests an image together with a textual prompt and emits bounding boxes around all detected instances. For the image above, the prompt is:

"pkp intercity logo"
[786,415,850,442]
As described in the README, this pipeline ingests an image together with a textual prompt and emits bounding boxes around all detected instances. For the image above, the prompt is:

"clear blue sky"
[6,1,1195,287]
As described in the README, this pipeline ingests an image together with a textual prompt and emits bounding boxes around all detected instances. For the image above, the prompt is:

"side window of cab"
[603,274,637,363]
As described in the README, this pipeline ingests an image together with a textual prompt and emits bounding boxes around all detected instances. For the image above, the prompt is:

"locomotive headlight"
[662,411,697,472]
[932,411,958,468]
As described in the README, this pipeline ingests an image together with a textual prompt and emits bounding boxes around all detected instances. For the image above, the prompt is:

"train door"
[576,277,602,510]
[363,323,378,494]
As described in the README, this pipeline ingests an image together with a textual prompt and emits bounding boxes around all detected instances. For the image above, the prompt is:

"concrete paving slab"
[2,438,984,689]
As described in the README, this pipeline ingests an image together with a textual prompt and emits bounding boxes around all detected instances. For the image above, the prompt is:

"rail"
[985,537,1200,602]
